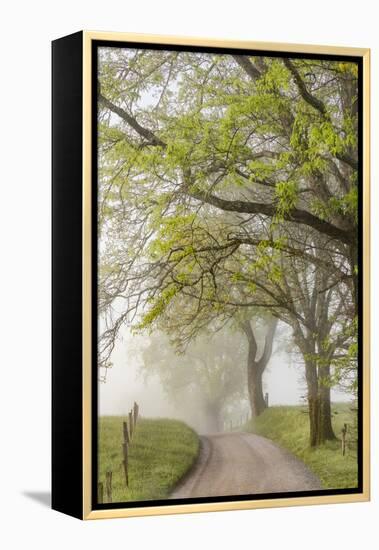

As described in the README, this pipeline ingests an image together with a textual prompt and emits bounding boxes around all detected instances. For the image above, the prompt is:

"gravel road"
[170,432,321,499]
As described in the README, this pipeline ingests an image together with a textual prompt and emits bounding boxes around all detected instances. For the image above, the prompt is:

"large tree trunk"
[305,358,336,447]
[247,358,266,417]
[318,362,336,442]
[242,317,278,418]
[305,359,319,447]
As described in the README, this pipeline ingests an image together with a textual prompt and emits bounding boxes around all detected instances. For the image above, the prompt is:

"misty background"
[99,325,350,433]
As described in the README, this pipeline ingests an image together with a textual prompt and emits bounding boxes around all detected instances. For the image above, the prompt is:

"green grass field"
[98,417,199,503]
[247,403,358,489]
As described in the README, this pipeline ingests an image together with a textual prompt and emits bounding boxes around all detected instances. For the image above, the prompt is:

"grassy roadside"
[247,404,358,489]
[98,417,199,503]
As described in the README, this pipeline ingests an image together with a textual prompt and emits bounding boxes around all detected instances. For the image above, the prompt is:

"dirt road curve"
[170,432,321,499]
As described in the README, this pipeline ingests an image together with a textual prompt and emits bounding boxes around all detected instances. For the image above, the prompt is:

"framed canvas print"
[52,31,370,520]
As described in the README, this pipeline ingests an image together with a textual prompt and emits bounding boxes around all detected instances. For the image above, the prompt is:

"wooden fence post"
[97,482,104,504]
[341,423,348,456]
[123,421,130,444]
[129,410,134,439]
[133,401,139,427]
[105,471,113,503]
[122,442,129,486]
[265,393,269,408]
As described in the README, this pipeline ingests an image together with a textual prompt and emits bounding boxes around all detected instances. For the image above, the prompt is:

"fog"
[99,327,350,433]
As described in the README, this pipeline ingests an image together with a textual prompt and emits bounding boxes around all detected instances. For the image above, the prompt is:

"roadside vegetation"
[247,403,358,489]
[98,417,199,502]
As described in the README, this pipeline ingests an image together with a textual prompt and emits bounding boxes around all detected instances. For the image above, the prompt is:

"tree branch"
[232,55,261,80]
[99,92,166,147]
[240,320,258,358]
[283,60,358,170]
[258,317,278,370]
[99,91,353,245]
[189,187,352,244]
[283,59,327,115]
